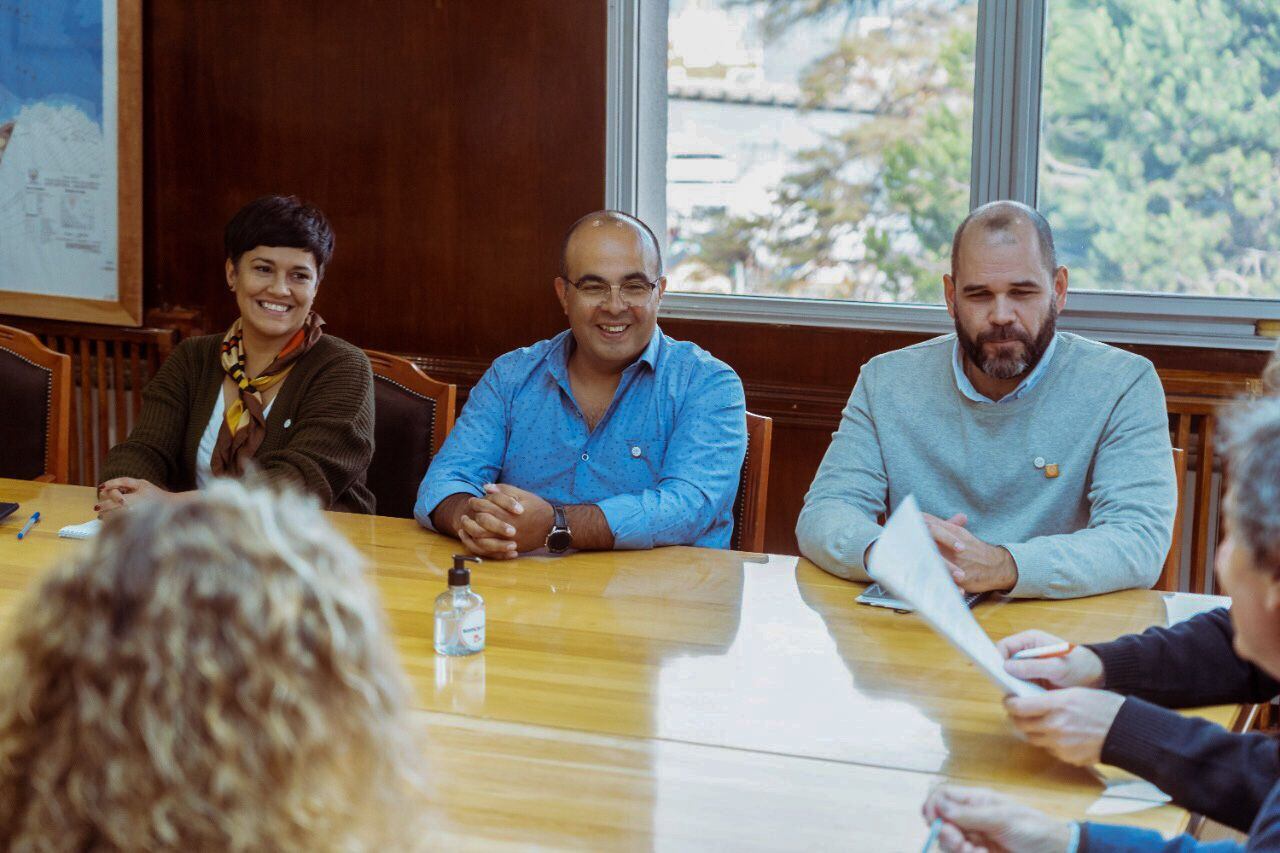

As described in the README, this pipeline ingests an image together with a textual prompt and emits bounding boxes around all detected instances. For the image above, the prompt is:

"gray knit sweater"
[796,332,1176,598]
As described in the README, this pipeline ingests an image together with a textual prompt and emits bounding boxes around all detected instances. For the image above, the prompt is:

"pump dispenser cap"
[450,554,481,586]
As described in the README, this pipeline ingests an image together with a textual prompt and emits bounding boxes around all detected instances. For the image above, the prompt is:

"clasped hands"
[96,477,172,517]
[920,512,1019,593]
[918,633,1125,851]
[456,483,555,559]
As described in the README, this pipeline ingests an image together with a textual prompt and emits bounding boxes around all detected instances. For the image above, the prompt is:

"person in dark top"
[922,396,1280,851]
[98,195,375,514]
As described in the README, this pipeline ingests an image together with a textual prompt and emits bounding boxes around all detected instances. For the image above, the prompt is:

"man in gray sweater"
[796,201,1176,599]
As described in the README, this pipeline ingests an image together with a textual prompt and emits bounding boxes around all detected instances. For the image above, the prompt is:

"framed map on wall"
[0,0,141,326]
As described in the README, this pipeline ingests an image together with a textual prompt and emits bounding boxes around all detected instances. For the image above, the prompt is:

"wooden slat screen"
[1160,369,1264,593]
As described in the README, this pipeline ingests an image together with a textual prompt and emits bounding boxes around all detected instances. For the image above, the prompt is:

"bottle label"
[460,609,485,651]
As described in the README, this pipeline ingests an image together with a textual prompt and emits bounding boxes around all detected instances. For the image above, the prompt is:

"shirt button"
[1033,456,1046,469]
[581,453,589,461]
[631,445,642,458]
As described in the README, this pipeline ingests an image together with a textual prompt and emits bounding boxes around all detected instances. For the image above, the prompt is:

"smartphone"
[0,502,18,524]
[856,582,988,613]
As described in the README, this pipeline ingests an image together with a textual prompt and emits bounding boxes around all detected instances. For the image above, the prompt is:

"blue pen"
[921,817,943,852]
[16,512,39,540]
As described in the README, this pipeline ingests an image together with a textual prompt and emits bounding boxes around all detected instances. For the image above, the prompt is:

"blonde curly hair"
[0,479,425,850]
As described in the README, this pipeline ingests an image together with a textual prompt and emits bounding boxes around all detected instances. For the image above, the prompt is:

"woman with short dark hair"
[98,195,375,513]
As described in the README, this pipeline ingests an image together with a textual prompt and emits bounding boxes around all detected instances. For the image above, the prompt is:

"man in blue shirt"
[415,210,746,557]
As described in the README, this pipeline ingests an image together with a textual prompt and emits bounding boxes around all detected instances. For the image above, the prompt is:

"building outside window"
[667,0,976,304]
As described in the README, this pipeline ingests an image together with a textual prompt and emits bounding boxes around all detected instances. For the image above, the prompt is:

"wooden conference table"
[0,479,1245,850]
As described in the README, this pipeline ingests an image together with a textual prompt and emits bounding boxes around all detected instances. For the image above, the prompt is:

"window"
[612,0,1280,349]
[1039,1,1280,298]
[665,0,976,304]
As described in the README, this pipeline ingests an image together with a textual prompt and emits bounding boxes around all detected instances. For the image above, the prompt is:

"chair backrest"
[0,324,71,483]
[730,411,773,552]
[365,349,457,519]
[0,317,178,486]
[1155,446,1188,592]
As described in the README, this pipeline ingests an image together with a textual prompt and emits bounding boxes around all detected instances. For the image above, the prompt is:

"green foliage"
[1041,0,1280,295]
[680,0,1280,301]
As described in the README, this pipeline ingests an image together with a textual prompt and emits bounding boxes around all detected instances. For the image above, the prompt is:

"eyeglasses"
[565,277,660,306]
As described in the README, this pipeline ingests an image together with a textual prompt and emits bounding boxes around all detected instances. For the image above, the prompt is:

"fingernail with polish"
[512,502,524,513]
[506,526,515,536]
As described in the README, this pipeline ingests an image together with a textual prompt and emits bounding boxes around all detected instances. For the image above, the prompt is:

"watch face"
[546,529,573,553]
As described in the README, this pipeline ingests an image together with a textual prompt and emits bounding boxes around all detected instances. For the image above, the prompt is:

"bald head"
[559,210,663,281]
[950,200,1057,281]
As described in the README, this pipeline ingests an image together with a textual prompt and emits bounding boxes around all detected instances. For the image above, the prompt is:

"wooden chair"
[365,349,457,518]
[730,411,773,552]
[1154,446,1188,592]
[0,316,179,486]
[1160,368,1261,595]
[0,324,71,483]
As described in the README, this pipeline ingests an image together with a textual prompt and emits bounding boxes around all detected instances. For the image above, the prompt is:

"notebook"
[58,519,102,539]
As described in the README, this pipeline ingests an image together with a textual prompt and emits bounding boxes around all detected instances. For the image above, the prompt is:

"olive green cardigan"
[101,333,376,513]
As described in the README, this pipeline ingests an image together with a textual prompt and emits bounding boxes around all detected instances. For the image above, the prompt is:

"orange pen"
[1012,642,1075,660]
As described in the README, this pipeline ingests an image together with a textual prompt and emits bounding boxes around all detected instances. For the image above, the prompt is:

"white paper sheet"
[58,519,101,539]
[1163,592,1231,627]
[1087,766,1172,813]
[867,495,1043,698]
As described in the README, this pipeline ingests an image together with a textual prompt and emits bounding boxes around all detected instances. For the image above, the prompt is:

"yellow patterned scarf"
[212,312,325,476]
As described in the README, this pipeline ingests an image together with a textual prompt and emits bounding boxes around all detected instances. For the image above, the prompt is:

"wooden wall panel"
[144,0,605,360]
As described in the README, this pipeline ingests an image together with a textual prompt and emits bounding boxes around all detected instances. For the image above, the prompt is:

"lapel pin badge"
[1034,456,1059,478]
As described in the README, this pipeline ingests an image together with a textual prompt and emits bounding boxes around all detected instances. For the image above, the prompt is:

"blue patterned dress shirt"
[415,327,747,549]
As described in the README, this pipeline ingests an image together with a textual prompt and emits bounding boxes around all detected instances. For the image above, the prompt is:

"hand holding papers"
[868,495,1043,698]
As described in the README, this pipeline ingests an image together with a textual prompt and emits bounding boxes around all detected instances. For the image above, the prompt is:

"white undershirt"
[196,389,275,488]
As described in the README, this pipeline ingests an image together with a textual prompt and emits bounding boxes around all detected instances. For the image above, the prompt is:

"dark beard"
[957,304,1058,381]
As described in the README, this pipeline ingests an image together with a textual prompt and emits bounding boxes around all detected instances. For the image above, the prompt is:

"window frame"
[609,0,1280,352]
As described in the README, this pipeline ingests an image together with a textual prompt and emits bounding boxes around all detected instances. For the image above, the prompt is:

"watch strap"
[546,504,572,553]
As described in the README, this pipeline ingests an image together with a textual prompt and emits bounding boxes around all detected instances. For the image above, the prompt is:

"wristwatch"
[545,504,573,553]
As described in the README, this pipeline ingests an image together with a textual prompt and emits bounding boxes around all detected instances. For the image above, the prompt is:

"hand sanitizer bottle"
[434,555,484,656]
